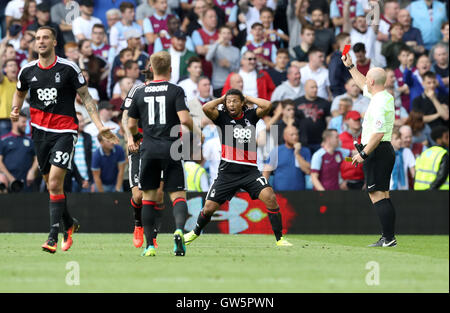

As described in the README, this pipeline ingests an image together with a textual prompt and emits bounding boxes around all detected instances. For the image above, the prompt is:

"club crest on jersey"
[335,154,341,163]
[55,72,60,83]
[23,139,30,147]
[244,119,251,126]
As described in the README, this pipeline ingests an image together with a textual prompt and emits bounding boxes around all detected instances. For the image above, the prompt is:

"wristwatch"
[359,150,368,160]
[346,64,355,70]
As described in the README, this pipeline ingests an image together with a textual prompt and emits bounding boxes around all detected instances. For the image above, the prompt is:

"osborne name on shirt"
[145,85,169,92]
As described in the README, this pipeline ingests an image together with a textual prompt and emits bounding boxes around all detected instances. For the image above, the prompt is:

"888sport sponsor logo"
[37,88,58,106]
[233,127,252,144]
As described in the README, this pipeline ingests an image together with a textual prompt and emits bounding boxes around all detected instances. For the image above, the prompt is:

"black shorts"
[128,151,140,189]
[33,129,78,175]
[139,158,185,192]
[206,167,270,205]
[363,141,395,192]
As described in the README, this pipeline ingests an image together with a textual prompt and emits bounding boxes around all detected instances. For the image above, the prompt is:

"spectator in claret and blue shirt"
[0,112,38,193]
[263,125,311,192]
[91,134,126,193]
[310,128,350,191]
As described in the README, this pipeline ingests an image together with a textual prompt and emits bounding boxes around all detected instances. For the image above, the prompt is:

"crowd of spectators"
[0,0,448,194]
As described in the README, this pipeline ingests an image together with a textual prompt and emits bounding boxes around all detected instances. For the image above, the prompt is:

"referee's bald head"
[367,68,387,87]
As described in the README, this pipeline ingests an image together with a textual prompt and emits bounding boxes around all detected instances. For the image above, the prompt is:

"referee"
[342,53,397,247]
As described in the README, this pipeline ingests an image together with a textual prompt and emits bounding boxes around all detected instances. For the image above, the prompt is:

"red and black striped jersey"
[214,107,260,172]
[17,56,86,134]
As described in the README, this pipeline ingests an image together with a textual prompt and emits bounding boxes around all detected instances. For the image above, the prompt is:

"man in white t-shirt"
[300,48,331,101]
[178,56,203,102]
[5,0,25,28]
[344,15,377,61]
[238,51,259,98]
[72,0,102,42]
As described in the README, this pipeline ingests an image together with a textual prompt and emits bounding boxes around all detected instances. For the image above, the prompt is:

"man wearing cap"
[27,2,65,56]
[72,0,102,42]
[339,110,364,190]
[165,30,197,84]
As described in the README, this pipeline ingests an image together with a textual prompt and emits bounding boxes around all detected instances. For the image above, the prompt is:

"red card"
[342,44,351,55]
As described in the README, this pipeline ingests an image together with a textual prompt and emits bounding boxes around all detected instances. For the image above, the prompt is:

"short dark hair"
[119,48,133,58]
[251,22,264,29]
[301,24,315,34]
[37,26,56,39]
[225,89,245,103]
[308,47,324,57]
[92,24,105,31]
[399,46,412,55]
[353,42,366,53]
[187,56,202,68]
[277,48,289,56]
[119,1,135,12]
[423,71,436,80]
[259,7,274,16]
[124,59,138,70]
[281,99,295,109]
[431,125,449,142]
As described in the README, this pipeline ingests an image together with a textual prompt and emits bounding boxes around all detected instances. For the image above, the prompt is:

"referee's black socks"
[49,194,66,242]
[373,198,396,240]
[142,200,158,248]
[267,207,283,241]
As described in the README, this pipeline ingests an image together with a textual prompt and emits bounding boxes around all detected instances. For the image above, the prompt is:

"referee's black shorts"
[363,141,395,192]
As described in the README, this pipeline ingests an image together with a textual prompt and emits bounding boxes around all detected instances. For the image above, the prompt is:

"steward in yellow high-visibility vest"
[414,126,449,190]
[184,161,209,192]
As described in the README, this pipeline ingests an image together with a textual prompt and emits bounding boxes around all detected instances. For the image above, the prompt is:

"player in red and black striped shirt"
[11,26,118,253]
[184,89,293,247]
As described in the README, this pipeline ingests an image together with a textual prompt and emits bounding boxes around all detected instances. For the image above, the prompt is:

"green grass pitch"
[0,233,448,293]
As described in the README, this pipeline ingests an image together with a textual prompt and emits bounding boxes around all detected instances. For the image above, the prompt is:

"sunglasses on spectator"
[246,57,256,61]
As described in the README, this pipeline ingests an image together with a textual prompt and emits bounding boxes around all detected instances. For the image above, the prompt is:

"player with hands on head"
[184,89,293,247]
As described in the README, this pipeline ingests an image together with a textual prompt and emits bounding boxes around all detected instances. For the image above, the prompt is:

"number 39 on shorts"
[54,151,70,165]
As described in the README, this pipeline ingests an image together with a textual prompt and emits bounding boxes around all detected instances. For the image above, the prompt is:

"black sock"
[131,198,142,227]
[193,210,212,236]
[142,200,157,248]
[172,197,188,231]
[267,208,283,241]
[373,198,396,241]
[61,193,73,231]
[152,207,163,241]
[49,194,66,242]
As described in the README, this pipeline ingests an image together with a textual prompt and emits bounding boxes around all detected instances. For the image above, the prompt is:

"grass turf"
[0,233,448,293]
